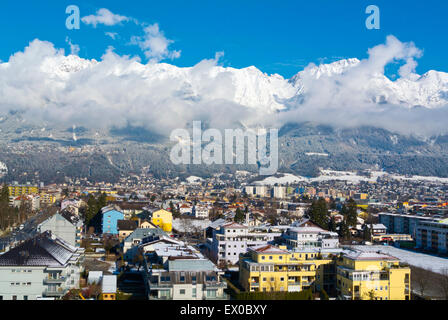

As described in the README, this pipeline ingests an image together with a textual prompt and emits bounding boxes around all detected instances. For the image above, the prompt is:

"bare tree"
[439,268,448,300]
[413,266,432,298]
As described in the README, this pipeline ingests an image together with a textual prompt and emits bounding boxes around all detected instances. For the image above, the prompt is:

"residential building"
[272,186,286,199]
[209,222,281,265]
[282,225,339,249]
[101,275,117,300]
[192,205,209,219]
[239,244,335,293]
[151,209,173,233]
[122,228,167,261]
[416,220,448,253]
[117,220,138,241]
[378,212,436,239]
[8,184,39,198]
[101,206,124,235]
[336,249,411,300]
[143,238,228,300]
[37,212,81,247]
[0,232,84,300]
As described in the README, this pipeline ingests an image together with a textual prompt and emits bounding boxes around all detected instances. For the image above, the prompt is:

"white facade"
[416,221,448,253]
[210,222,281,265]
[193,206,209,219]
[283,226,339,249]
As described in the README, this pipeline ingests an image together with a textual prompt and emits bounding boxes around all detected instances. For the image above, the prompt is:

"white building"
[272,186,286,199]
[378,212,436,239]
[209,222,281,265]
[0,232,84,300]
[282,226,339,249]
[416,219,448,253]
[143,238,228,300]
[193,205,209,219]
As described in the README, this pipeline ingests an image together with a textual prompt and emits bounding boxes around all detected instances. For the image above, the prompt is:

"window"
[192,288,197,298]
[12,296,17,300]
[207,289,217,298]
[23,296,28,300]
[179,289,185,295]
[192,276,197,283]
[269,256,273,260]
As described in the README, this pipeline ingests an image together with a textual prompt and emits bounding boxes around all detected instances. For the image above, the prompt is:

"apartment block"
[336,250,410,300]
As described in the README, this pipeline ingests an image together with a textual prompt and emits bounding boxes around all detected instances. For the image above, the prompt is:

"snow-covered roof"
[0,232,78,267]
[102,275,117,294]
[88,271,103,284]
[250,244,289,254]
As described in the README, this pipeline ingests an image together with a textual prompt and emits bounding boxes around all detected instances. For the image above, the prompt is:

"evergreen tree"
[234,208,245,223]
[0,184,9,203]
[338,220,350,239]
[342,199,358,227]
[308,198,329,228]
[328,216,337,232]
[85,194,98,224]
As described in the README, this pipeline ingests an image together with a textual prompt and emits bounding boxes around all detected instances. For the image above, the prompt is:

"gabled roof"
[0,232,78,267]
[124,228,167,242]
[222,222,247,229]
[117,219,138,231]
[250,244,289,254]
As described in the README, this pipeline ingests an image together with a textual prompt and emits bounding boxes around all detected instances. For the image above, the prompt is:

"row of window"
[11,269,32,273]
[0,295,28,300]
[10,282,32,286]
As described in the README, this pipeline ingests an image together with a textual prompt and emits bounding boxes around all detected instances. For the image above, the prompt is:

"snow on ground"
[388,174,448,184]
[305,152,329,157]
[350,245,448,274]
[173,218,211,232]
[254,173,307,185]
[253,169,448,186]
[186,176,203,183]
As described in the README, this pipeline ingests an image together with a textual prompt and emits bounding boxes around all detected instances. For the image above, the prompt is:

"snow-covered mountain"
[33,53,448,113]
[1,39,448,139]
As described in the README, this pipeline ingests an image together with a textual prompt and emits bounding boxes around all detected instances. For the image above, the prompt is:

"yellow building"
[336,250,410,300]
[151,209,173,232]
[239,244,334,293]
[39,192,57,205]
[100,292,116,300]
[8,185,38,197]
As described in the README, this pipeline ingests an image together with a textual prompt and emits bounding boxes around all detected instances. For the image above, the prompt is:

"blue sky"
[0,0,447,78]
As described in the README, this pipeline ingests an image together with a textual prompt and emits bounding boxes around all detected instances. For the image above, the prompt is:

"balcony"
[205,281,227,288]
[43,287,67,297]
[149,282,172,289]
[44,276,66,284]
[250,282,260,287]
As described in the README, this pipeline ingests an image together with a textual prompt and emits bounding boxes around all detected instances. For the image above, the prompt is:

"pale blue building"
[101,206,124,235]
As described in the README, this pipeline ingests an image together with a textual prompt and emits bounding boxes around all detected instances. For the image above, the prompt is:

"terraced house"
[336,250,411,300]
[0,231,84,300]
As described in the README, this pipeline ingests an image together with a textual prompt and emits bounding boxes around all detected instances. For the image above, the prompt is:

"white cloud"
[105,32,119,40]
[130,23,181,63]
[82,8,130,27]
[0,37,447,138]
[65,37,80,55]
